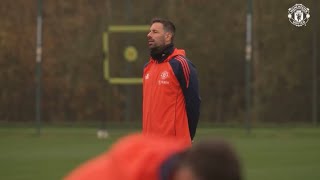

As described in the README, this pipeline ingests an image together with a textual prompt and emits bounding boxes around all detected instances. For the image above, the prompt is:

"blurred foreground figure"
[64,134,242,180]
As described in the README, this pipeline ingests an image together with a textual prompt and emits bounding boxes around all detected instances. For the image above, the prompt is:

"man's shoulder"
[169,55,193,68]
[144,61,151,68]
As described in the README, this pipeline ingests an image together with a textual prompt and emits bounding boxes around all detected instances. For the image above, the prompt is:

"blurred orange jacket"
[64,133,190,180]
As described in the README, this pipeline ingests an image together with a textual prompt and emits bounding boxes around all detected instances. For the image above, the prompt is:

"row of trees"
[0,0,319,124]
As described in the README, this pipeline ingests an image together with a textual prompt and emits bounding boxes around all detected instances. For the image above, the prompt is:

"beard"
[150,46,162,54]
[149,43,167,55]
[149,46,163,52]
[148,37,167,54]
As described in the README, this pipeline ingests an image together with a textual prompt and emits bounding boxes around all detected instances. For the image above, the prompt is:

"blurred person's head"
[147,18,176,52]
[159,139,242,180]
[170,139,242,180]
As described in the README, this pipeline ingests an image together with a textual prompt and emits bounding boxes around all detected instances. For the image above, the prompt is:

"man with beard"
[143,18,201,145]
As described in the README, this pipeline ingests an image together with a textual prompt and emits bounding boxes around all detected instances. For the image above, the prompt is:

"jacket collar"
[150,43,175,63]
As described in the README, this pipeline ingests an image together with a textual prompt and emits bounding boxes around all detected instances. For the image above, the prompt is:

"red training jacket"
[143,48,192,146]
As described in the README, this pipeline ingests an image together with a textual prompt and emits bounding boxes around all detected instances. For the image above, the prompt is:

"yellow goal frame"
[102,25,149,84]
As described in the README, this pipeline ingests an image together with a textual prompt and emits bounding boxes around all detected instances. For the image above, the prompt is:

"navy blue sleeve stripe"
[175,56,190,88]
[169,56,201,140]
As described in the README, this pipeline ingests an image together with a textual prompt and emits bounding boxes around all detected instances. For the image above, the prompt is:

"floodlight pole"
[312,0,318,125]
[125,0,132,122]
[35,0,43,136]
[245,0,253,134]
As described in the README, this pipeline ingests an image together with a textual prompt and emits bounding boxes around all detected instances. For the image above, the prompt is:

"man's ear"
[165,32,172,41]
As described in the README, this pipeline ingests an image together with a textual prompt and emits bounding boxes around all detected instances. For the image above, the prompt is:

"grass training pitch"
[0,126,319,180]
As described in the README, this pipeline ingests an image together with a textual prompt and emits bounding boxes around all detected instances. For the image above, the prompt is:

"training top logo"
[160,71,169,80]
[288,4,310,27]
[145,73,150,80]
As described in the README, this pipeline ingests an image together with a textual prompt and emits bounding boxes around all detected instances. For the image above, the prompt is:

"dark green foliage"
[0,0,319,123]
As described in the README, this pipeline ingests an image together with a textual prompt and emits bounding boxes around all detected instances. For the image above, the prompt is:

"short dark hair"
[151,17,176,41]
[179,139,242,180]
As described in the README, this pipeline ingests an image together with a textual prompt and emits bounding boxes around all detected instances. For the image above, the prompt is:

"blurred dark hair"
[178,139,242,180]
[151,17,176,41]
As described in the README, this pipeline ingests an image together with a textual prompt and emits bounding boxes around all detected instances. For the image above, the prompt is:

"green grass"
[0,126,320,180]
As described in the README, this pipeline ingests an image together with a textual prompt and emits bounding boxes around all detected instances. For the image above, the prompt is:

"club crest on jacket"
[160,71,169,80]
